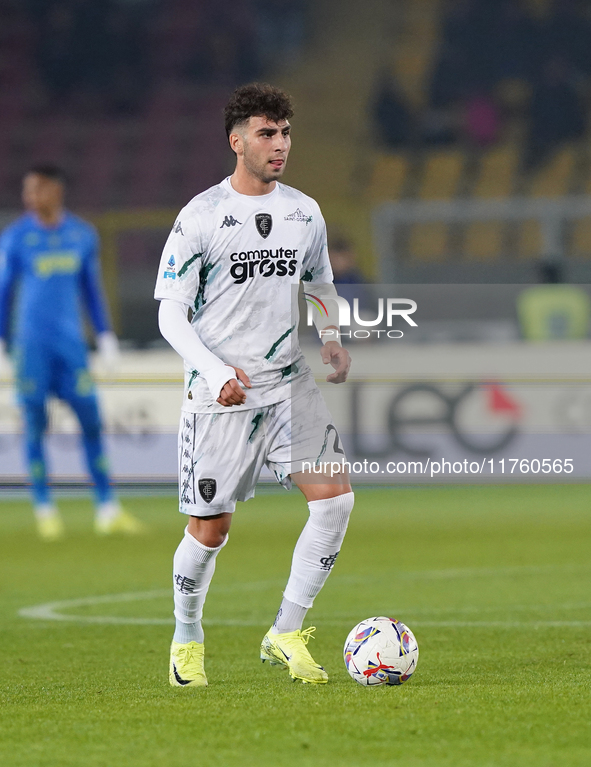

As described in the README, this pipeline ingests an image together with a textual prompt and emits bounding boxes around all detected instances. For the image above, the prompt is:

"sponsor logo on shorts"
[198,478,217,503]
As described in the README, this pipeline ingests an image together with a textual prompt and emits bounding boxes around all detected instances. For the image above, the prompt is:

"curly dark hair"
[224,82,294,140]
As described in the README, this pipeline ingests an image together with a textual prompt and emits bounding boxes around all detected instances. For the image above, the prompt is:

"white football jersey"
[154,177,333,413]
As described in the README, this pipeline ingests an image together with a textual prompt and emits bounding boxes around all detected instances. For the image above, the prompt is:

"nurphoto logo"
[305,293,418,340]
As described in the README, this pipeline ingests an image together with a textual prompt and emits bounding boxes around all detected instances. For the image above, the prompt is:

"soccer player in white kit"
[155,83,354,686]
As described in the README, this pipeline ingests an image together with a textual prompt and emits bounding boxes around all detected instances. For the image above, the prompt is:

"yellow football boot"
[94,508,145,536]
[260,626,328,684]
[169,641,208,688]
[36,511,65,541]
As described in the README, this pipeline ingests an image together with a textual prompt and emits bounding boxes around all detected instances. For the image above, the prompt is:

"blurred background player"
[327,232,374,334]
[0,165,143,540]
[517,261,591,341]
[328,232,369,306]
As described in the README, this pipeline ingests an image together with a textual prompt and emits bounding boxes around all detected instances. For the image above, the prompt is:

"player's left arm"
[80,227,112,334]
[300,207,351,384]
[321,338,351,383]
[309,283,351,384]
[80,226,119,367]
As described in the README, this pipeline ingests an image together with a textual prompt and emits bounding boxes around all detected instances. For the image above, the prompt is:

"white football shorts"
[178,383,346,516]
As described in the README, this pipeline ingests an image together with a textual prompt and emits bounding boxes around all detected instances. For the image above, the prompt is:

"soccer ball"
[343,617,419,686]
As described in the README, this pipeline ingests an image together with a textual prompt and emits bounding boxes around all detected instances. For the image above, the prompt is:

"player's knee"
[188,513,232,548]
[308,491,354,533]
[72,399,102,438]
[83,422,101,441]
[22,400,47,439]
[192,529,228,548]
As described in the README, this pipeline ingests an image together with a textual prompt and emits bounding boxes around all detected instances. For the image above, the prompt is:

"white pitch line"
[18,586,591,628]
[18,590,172,625]
[19,562,591,623]
[17,583,284,626]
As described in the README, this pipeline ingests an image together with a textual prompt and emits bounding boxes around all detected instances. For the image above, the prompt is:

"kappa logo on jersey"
[229,247,298,284]
[164,254,176,279]
[198,478,217,503]
[173,220,184,235]
[284,208,313,225]
[255,213,273,239]
[220,215,242,228]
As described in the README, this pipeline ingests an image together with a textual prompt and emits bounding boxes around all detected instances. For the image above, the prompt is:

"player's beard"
[243,143,286,185]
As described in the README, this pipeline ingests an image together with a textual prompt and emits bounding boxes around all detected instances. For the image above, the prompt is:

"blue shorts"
[14,338,95,405]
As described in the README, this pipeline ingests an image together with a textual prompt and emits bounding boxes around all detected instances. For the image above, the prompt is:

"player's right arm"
[155,211,249,406]
[158,299,250,405]
[0,224,21,361]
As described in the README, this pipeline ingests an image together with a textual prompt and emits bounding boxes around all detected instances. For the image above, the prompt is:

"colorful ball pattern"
[343,617,419,686]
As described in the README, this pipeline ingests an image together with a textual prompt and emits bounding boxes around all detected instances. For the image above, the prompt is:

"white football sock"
[95,500,120,522]
[271,598,308,634]
[173,621,201,645]
[34,503,59,520]
[172,527,227,645]
[277,492,354,626]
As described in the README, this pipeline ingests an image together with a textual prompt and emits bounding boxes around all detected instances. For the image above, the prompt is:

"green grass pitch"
[2,485,591,767]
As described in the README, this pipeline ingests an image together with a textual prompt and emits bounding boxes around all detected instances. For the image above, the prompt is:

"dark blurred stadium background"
[2,9,591,762]
[3,0,591,344]
[2,0,591,487]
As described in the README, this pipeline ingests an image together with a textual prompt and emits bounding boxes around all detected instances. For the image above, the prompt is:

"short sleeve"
[299,206,334,285]
[154,210,207,306]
